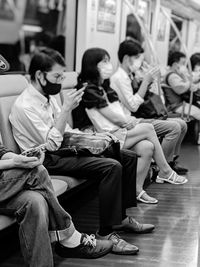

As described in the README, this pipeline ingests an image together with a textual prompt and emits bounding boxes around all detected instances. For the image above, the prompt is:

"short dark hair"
[118,40,144,63]
[78,48,110,85]
[168,51,186,66]
[29,47,66,81]
[190,53,200,70]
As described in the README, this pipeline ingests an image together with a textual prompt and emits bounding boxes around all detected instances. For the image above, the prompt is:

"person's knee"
[26,192,48,223]
[178,120,188,134]
[167,121,181,138]
[34,165,51,184]
[137,140,154,157]
[35,165,50,179]
[140,123,155,134]
[110,159,122,174]
[101,158,122,176]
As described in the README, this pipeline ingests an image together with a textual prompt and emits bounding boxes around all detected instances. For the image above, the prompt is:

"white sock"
[60,230,82,248]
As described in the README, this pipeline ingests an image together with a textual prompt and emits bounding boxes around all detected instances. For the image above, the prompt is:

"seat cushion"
[51,175,86,189]
[51,179,68,196]
[0,215,15,231]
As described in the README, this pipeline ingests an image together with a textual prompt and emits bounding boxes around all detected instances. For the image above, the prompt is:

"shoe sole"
[137,199,158,204]
[111,249,139,255]
[55,245,113,259]
[113,226,155,234]
[176,171,188,175]
[124,228,155,234]
[157,177,188,185]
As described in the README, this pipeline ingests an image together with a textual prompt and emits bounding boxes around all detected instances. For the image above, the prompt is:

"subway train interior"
[1,0,200,266]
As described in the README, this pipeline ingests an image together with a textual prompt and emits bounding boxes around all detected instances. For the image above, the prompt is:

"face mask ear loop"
[37,74,50,101]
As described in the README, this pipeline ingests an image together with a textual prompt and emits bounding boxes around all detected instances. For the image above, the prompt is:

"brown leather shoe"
[96,232,139,255]
[113,217,155,234]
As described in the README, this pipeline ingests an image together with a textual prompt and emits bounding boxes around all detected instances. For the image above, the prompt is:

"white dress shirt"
[110,67,144,115]
[9,84,77,151]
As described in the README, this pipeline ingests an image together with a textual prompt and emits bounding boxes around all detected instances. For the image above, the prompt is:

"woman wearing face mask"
[73,48,187,205]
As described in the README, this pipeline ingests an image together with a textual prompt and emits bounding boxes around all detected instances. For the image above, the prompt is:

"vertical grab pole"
[152,0,161,48]
[160,7,193,121]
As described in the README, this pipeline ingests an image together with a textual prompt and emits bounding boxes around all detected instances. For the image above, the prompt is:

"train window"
[125,0,152,45]
[168,13,188,55]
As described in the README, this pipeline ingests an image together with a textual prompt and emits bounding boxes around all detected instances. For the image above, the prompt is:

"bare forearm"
[0,158,16,170]
[103,112,128,127]
[1,152,17,160]
[55,107,72,134]
[137,79,150,99]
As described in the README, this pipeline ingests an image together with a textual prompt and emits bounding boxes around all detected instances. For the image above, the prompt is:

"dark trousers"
[44,149,137,227]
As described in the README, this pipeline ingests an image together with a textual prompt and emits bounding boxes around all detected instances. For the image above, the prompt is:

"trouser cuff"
[49,222,75,243]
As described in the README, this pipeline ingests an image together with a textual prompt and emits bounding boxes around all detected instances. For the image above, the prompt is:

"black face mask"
[38,74,62,96]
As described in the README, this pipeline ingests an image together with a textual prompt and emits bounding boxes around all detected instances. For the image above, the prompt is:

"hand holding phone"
[21,145,46,158]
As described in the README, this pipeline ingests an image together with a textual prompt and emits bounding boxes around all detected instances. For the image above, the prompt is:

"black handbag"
[135,91,168,119]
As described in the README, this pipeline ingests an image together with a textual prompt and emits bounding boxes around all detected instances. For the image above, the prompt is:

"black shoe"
[169,160,188,175]
[55,233,113,259]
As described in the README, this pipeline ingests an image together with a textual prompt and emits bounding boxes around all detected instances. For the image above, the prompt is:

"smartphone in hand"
[21,145,46,158]
[78,83,88,93]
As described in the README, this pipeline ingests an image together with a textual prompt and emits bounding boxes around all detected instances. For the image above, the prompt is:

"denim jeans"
[0,165,75,267]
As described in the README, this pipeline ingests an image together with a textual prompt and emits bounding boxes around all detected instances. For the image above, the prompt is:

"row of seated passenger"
[0,42,193,236]
[0,43,191,265]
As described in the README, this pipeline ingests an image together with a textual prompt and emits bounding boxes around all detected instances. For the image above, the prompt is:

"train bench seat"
[0,72,87,235]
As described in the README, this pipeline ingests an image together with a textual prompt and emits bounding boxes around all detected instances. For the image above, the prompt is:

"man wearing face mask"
[111,40,188,176]
[190,53,200,86]
[166,52,200,123]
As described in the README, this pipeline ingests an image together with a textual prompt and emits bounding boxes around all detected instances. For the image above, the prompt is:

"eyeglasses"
[44,71,65,83]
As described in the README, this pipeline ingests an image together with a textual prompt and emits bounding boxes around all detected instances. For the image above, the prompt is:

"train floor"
[1,141,200,267]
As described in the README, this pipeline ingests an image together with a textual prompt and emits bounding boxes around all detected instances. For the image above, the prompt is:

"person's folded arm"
[0,157,18,169]
[111,77,144,113]
[0,154,41,170]
[168,73,191,94]
[98,105,129,127]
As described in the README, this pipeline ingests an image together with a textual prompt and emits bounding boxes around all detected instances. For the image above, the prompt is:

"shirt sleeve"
[82,84,108,109]
[168,73,190,94]
[111,75,144,112]
[0,144,12,159]
[10,106,63,151]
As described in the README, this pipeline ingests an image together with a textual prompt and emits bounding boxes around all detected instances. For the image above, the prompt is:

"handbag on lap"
[53,131,121,161]
[135,91,168,119]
